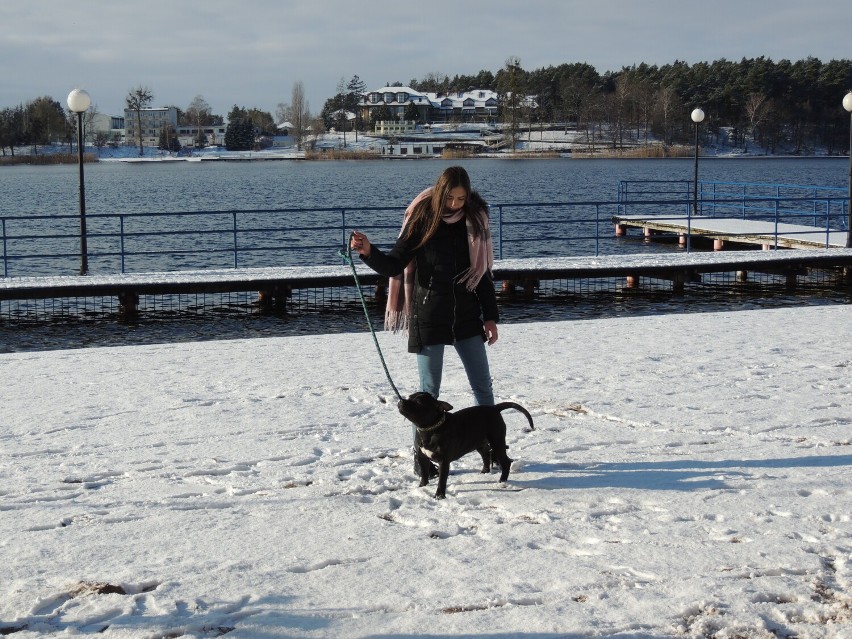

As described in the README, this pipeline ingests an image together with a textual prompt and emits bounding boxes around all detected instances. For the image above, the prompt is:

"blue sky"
[2,0,851,120]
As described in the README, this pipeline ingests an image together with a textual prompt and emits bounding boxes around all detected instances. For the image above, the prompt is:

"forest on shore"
[337,56,852,155]
[3,56,852,159]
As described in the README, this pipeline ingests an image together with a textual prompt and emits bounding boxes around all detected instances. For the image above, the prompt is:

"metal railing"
[619,179,848,228]
[2,203,633,277]
[2,183,849,277]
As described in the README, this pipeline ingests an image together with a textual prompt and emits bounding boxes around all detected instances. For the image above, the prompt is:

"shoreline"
[2,152,847,166]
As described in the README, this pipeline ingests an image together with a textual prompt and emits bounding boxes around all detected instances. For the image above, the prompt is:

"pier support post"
[257,285,291,312]
[625,275,638,289]
[501,278,538,298]
[713,239,725,251]
[736,270,748,283]
[785,272,798,291]
[614,224,626,237]
[117,291,139,321]
[374,281,387,301]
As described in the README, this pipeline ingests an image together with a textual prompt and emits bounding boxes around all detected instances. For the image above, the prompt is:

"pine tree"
[224,118,254,151]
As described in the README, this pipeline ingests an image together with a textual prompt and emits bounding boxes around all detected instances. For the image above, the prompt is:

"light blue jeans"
[416,335,495,407]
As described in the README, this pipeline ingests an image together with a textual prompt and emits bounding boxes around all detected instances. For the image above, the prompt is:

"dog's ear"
[437,400,453,412]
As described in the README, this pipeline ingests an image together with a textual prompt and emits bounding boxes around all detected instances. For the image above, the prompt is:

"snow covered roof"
[329,109,356,120]
[365,86,499,110]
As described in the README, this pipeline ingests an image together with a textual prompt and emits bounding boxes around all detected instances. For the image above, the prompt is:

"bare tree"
[308,114,325,149]
[583,93,604,153]
[744,93,769,150]
[633,79,655,144]
[653,86,681,147]
[336,77,347,148]
[82,103,100,147]
[497,56,524,151]
[186,94,211,147]
[290,81,309,151]
[561,82,586,131]
[612,75,634,150]
[126,86,153,156]
[275,101,291,125]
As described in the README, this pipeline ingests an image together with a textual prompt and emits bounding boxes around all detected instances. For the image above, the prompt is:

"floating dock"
[612,215,848,250]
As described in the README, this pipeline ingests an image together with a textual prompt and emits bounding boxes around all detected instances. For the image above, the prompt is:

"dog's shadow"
[501,453,852,492]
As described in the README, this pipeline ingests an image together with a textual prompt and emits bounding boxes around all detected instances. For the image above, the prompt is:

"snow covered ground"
[1,303,851,638]
[28,120,820,162]
[91,122,795,162]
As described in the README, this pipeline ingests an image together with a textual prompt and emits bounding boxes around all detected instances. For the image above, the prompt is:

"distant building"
[123,106,178,148]
[359,87,503,123]
[329,109,356,132]
[380,141,441,157]
[374,120,416,136]
[175,124,228,147]
[89,113,125,144]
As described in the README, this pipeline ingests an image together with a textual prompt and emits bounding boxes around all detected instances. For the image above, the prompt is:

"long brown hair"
[403,166,488,249]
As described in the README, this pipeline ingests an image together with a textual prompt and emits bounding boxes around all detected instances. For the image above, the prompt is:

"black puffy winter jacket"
[362,216,499,354]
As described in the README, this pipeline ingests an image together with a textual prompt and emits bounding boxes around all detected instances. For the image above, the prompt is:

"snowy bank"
[1,305,851,638]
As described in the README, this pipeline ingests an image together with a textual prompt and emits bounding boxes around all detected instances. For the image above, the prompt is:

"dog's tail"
[495,402,535,431]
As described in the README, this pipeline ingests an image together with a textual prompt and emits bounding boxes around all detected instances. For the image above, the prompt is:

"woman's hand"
[484,320,498,345]
[350,230,371,258]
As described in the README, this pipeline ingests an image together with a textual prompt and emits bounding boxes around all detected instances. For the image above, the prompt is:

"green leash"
[338,234,403,402]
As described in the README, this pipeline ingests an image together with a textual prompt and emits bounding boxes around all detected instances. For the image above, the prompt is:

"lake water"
[2,156,848,216]
[1,157,849,352]
[2,156,849,275]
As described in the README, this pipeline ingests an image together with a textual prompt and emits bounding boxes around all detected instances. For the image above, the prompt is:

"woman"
[350,166,499,472]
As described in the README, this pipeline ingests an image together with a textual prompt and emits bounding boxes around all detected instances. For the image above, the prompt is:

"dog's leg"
[416,452,432,487]
[476,441,491,474]
[487,424,513,483]
[434,461,451,499]
[495,453,513,483]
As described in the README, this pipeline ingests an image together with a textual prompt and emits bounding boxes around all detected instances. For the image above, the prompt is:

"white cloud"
[1,0,850,118]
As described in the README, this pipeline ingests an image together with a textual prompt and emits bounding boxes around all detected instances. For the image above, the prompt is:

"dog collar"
[416,413,446,433]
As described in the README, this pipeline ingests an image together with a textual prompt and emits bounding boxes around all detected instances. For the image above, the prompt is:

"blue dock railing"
[2,181,849,277]
[2,203,630,277]
[618,179,848,228]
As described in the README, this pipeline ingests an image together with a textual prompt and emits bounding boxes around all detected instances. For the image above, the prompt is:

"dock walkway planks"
[3,250,851,305]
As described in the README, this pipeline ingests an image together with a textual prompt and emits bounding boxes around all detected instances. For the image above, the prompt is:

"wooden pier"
[612,215,848,250]
[2,250,851,319]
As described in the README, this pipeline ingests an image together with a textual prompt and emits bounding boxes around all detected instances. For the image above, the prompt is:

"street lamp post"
[689,107,705,252]
[67,88,91,275]
[843,91,852,249]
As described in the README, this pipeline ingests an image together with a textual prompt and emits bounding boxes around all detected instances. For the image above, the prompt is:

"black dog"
[397,391,535,499]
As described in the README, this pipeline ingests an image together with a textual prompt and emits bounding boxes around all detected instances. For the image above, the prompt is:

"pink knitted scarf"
[385,187,493,333]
